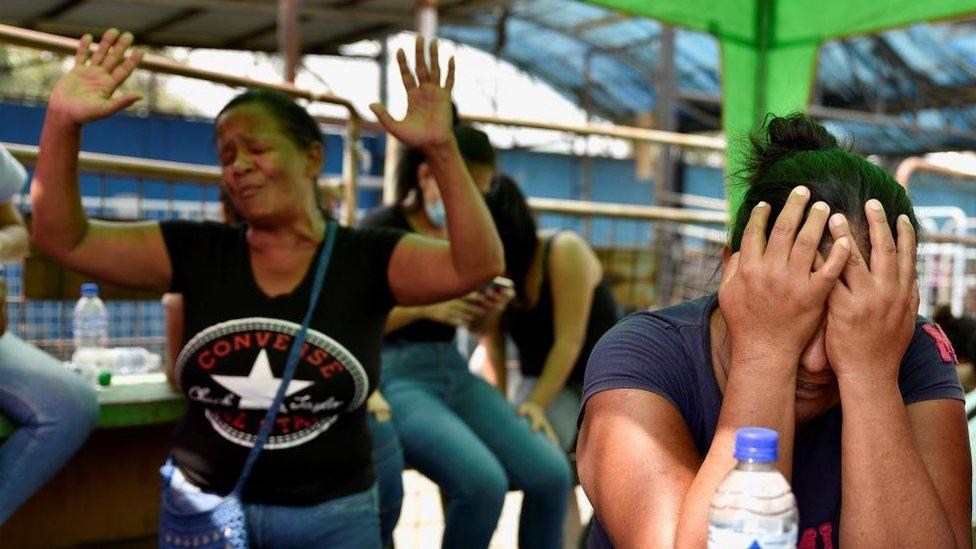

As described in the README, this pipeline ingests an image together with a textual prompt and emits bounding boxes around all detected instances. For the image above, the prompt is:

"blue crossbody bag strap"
[231,220,338,495]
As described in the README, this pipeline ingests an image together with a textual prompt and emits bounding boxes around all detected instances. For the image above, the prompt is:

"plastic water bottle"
[708,427,798,548]
[72,283,108,361]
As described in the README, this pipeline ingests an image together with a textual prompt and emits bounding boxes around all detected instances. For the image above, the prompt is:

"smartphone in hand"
[481,276,514,295]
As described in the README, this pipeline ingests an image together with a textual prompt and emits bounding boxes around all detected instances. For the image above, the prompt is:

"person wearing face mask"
[359,125,572,549]
[576,114,970,549]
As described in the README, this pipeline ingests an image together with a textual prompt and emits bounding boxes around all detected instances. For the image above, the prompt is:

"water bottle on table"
[708,427,798,548]
[72,282,107,364]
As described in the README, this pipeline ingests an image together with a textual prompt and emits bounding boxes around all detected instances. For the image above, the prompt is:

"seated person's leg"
[0,334,98,524]
[451,371,571,549]
[384,378,508,548]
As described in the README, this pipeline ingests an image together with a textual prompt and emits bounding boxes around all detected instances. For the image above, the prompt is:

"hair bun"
[766,113,838,152]
[746,113,839,181]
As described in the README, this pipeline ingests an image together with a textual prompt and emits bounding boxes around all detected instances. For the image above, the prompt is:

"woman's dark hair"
[728,113,919,255]
[486,174,538,300]
[394,124,496,211]
[216,89,329,219]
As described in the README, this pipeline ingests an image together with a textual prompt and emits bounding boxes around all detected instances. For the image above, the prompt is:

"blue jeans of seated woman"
[162,462,382,549]
[369,413,404,548]
[0,333,99,525]
[381,340,571,549]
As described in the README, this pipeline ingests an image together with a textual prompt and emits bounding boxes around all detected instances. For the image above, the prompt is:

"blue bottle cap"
[733,427,778,462]
[81,283,99,297]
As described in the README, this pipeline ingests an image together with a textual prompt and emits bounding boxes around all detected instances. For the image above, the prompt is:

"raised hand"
[49,29,144,125]
[718,187,851,364]
[824,201,919,386]
[369,35,455,152]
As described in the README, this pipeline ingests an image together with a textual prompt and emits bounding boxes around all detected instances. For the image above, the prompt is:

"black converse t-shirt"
[161,220,403,505]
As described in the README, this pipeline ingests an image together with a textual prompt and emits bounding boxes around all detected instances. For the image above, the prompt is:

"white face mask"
[425,199,447,228]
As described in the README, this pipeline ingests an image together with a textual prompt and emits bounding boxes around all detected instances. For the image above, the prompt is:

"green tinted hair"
[728,113,918,255]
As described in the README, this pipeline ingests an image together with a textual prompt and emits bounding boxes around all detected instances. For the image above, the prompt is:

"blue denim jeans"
[381,340,571,549]
[162,460,382,548]
[0,333,99,525]
[368,413,404,548]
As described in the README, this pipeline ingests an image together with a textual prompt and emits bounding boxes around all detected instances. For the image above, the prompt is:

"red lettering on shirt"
[221,410,247,431]
[273,333,290,352]
[275,417,292,434]
[318,358,345,379]
[308,348,329,366]
[198,350,215,370]
[293,415,313,430]
[233,333,252,352]
[819,522,834,549]
[922,323,958,364]
[255,332,272,348]
[213,339,231,358]
[798,527,817,549]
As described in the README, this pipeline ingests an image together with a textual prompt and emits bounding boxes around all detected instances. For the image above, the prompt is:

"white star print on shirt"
[211,349,314,411]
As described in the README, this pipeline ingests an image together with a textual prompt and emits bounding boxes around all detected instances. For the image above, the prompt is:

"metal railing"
[0,23,362,225]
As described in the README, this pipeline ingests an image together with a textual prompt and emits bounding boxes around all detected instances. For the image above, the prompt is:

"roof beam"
[138,8,204,36]
[115,0,413,26]
[20,0,86,29]
[568,12,631,34]
[223,21,278,50]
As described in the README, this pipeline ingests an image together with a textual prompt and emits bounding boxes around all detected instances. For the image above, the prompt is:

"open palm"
[371,36,455,151]
[49,29,144,124]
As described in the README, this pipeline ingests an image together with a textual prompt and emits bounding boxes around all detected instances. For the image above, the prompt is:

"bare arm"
[827,203,970,547]
[371,37,503,306]
[524,233,601,408]
[839,389,970,548]
[30,30,170,292]
[577,389,702,548]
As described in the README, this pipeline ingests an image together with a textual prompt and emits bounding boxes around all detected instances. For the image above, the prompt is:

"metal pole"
[416,0,438,39]
[278,0,303,83]
[460,113,726,150]
[653,24,680,305]
[342,118,361,226]
[380,38,399,206]
[581,50,593,240]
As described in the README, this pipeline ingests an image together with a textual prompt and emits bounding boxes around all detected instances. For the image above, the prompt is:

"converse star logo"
[177,317,370,449]
[212,349,314,411]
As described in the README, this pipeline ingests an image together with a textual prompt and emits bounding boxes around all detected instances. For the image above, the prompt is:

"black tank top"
[503,233,619,383]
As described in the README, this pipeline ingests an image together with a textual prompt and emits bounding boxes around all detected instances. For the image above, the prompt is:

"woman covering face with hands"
[31,29,503,548]
[577,114,969,549]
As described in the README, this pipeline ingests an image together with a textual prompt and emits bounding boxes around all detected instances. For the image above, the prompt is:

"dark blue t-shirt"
[580,294,964,549]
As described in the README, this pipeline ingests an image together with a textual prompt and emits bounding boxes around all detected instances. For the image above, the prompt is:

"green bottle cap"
[97,371,112,387]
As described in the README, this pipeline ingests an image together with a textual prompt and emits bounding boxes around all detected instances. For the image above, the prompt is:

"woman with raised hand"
[31,28,503,547]
[577,114,970,548]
